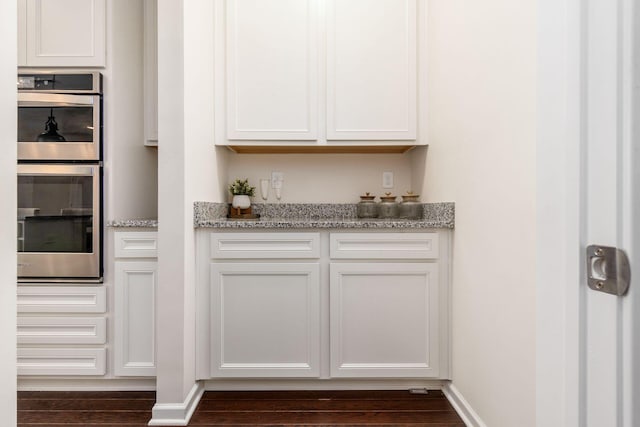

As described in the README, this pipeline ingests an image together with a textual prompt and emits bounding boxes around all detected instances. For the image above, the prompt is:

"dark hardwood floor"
[18,389,465,426]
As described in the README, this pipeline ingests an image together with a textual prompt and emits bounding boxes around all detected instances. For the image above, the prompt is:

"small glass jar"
[398,191,423,219]
[378,193,399,219]
[357,193,378,218]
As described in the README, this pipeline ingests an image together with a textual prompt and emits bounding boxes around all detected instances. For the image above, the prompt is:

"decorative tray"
[226,213,260,220]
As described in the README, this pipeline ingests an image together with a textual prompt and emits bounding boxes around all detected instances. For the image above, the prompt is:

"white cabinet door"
[114,261,157,377]
[326,0,417,140]
[210,262,320,377]
[226,0,318,140]
[143,0,158,146]
[21,0,106,67]
[330,262,439,378]
[18,0,27,66]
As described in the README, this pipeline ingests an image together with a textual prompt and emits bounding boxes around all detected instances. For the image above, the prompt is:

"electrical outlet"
[271,171,284,189]
[382,171,394,189]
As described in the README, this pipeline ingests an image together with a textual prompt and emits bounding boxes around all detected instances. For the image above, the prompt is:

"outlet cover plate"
[271,171,284,189]
[382,171,394,188]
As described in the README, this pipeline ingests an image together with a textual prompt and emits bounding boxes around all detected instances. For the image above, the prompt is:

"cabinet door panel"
[326,0,417,140]
[25,0,106,67]
[211,263,320,377]
[143,0,158,145]
[330,262,439,377]
[114,261,157,377]
[226,0,318,140]
[18,0,27,66]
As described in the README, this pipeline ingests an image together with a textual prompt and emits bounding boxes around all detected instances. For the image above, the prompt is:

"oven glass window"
[18,175,93,253]
[18,106,95,143]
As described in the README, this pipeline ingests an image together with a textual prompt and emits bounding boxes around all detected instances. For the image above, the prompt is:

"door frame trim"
[537,0,587,425]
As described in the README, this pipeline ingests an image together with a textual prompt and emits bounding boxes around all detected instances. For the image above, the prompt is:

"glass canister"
[378,193,399,219]
[357,193,378,218]
[399,191,423,219]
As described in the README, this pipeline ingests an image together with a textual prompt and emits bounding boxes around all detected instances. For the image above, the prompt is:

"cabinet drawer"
[330,232,439,259]
[17,286,106,313]
[115,232,158,258]
[211,233,320,259]
[17,348,106,376]
[18,317,106,345]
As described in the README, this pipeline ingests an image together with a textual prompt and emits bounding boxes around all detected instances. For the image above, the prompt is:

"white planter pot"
[232,195,251,209]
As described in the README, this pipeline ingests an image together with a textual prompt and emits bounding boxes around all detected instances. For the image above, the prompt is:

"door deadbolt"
[586,245,631,296]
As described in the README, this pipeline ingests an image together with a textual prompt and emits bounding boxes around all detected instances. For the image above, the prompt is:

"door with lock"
[572,0,639,425]
[539,0,640,425]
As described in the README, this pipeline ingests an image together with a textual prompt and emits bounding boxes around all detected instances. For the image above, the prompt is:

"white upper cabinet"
[216,0,426,150]
[226,0,319,140]
[326,0,417,140]
[18,0,106,67]
[143,0,158,146]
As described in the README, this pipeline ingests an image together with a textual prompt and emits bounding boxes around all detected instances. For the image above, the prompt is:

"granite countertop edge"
[107,219,159,228]
[195,218,453,229]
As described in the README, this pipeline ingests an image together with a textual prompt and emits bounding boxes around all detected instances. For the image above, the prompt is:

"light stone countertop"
[194,202,454,229]
[107,202,455,230]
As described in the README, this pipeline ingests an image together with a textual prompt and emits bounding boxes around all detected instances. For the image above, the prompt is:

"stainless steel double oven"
[17,70,103,282]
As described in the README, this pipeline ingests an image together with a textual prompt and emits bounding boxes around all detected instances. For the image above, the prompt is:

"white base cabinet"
[198,230,451,381]
[113,232,158,377]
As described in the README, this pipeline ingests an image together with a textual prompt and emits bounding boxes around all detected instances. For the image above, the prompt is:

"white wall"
[421,1,536,426]
[104,0,158,221]
[227,153,413,203]
[0,0,17,423]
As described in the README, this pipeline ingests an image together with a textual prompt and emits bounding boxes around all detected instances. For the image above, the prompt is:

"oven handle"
[18,92,96,106]
[17,164,97,177]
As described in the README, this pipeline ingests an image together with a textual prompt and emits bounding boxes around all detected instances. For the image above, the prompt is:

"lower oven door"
[17,164,101,282]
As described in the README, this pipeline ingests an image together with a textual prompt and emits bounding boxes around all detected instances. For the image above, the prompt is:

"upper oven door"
[18,92,101,161]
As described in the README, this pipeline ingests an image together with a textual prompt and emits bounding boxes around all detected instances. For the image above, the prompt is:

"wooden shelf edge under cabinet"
[226,145,420,154]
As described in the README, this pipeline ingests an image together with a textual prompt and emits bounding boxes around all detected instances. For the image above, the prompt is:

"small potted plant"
[229,178,256,209]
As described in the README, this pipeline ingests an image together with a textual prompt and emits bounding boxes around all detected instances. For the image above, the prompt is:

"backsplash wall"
[226,153,414,203]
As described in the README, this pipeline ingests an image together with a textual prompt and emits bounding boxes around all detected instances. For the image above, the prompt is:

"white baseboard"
[18,377,156,391]
[442,382,487,427]
[203,378,446,391]
[148,381,204,426]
